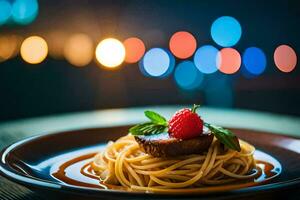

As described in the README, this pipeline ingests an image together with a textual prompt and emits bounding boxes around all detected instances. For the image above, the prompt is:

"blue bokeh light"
[138,59,151,77]
[211,16,242,47]
[241,65,257,79]
[0,0,12,25]
[12,0,38,25]
[194,45,219,74]
[242,47,266,75]
[174,61,203,90]
[141,48,174,77]
[160,50,175,77]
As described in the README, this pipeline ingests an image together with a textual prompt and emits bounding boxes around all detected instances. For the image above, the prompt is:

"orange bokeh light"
[169,31,197,59]
[64,33,94,67]
[217,48,241,74]
[274,45,297,73]
[20,36,48,64]
[123,37,145,63]
[0,34,22,62]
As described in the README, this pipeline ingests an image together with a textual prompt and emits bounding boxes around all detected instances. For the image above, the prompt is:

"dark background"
[0,0,299,121]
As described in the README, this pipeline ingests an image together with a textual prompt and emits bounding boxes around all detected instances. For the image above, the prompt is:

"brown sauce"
[51,150,281,193]
[52,153,105,189]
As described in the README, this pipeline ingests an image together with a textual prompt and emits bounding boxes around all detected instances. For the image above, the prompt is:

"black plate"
[1,125,300,199]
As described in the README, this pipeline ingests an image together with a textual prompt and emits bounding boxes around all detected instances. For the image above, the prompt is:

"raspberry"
[168,106,203,140]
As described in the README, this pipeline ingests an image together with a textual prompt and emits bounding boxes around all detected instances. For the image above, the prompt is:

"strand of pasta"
[92,134,257,192]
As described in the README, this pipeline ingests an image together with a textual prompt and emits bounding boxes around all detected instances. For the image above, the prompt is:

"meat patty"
[134,127,214,157]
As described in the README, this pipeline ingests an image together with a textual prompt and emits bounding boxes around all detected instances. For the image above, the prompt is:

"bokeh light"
[123,37,145,63]
[95,38,125,68]
[217,48,241,74]
[64,33,94,67]
[46,31,68,59]
[274,45,297,73]
[0,34,22,62]
[161,50,176,77]
[20,36,48,64]
[138,59,151,77]
[139,50,175,78]
[169,31,197,59]
[211,16,242,47]
[194,45,219,74]
[141,48,174,77]
[0,0,11,25]
[174,61,203,90]
[12,0,38,25]
[242,47,266,75]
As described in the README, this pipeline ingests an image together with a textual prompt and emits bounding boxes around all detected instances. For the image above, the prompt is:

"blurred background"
[0,0,299,121]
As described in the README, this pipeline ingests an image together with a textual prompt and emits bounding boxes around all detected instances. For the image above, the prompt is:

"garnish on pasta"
[91,104,259,192]
[130,104,241,152]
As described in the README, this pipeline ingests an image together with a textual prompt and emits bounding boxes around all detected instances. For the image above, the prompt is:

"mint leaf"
[204,123,241,152]
[144,110,167,125]
[129,122,167,136]
[191,104,201,113]
[130,111,168,136]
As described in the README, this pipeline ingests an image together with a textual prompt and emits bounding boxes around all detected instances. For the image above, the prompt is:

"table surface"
[1,106,300,200]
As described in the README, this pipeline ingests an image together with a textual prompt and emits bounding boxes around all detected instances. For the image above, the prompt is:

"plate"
[1,125,300,199]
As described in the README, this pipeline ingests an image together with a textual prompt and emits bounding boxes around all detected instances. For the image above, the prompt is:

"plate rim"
[1,126,300,197]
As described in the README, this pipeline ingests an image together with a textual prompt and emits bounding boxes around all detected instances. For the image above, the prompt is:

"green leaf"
[204,123,241,152]
[144,110,167,125]
[191,104,201,113]
[130,111,168,136]
[129,122,167,136]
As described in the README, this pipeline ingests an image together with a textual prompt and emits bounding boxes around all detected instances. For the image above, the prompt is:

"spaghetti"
[91,134,258,192]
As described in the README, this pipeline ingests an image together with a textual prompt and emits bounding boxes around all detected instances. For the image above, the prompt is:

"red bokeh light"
[274,45,297,73]
[217,48,241,74]
[169,31,197,59]
[123,37,145,63]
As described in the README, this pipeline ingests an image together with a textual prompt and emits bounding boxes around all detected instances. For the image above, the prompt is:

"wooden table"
[1,106,300,200]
